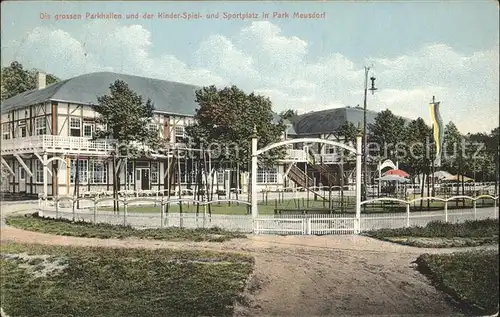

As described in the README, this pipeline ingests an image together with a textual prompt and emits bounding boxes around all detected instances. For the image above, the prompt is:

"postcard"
[1,1,499,317]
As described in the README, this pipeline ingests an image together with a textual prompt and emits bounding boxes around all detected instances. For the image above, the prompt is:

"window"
[180,168,195,184]
[174,126,186,143]
[2,123,11,140]
[127,162,134,183]
[19,167,26,181]
[151,162,159,183]
[35,117,47,135]
[70,159,88,184]
[18,120,27,138]
[70,159,107,184]
[174,126,185,137]
[89,160,107,184]
[83,123,94,137]
[35,160,44,183]
[70,118,81,137]
[324,144,336,154]
[216,170,225,184]
[257,167,278,184]
[148,123,158,131]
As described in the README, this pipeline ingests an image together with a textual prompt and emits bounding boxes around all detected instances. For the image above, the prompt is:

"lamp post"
[362,66,377,202]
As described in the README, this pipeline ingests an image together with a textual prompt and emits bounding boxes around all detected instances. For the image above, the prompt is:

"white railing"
[283,149,308,161]
[1,135,112,154]
[37,195,499,235]
[313,153,339,164]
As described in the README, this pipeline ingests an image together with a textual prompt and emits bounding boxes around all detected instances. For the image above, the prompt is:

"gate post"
[406,203,410,227]
[444,200,448,222]
[355,132,362,234]
[43,152,48,201]
[251,126,259,229]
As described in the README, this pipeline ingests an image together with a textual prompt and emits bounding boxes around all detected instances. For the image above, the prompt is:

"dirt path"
[2,202,493,316]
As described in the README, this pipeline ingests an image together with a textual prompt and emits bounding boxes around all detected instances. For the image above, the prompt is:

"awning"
[376,175,411,183]
[383,169,409,178]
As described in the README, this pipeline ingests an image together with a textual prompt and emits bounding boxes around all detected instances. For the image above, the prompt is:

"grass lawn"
[364,219,499,248]
[415,250,499,315]
[100,199,343,215]
[1,242,254,317]
[6,213,246,242]
[94,197,495,215]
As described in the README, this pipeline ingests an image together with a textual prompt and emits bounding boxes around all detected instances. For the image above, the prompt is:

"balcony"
[280,149,308,162]
[313,153,340,164]
[1,135,112,156]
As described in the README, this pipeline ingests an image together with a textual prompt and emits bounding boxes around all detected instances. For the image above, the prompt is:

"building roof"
[1,72,201,116]
[289,106,379,135]
[1,72,406,136]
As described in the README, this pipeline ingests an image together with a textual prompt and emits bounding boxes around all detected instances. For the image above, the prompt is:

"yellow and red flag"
[429,101,444,166]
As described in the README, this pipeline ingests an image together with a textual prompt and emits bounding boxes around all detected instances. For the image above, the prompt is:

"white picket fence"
[37,195,499,235]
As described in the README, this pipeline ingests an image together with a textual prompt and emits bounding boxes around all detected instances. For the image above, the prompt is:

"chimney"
[37,72,46,90]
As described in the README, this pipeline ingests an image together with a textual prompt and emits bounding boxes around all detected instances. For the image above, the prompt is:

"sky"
[1,1,499,134]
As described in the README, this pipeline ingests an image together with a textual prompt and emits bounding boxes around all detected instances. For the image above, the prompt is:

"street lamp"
[363,66,377,202]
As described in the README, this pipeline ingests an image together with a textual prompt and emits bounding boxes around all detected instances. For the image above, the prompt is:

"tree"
[403,118,432,207]
[466,132,493,181]
[186,85,286,169]
[336,121,358,146]
[490,127,500,195]
[442,121,469,204]
[442,122,463,174]
[93,80,163,211]
[335,121,358,167]
[279,109,298,120]
[467,127,499,195]
[404,118,432,174]
[1,61,59,100]
[334,121,359,204]
[368,109,406,161]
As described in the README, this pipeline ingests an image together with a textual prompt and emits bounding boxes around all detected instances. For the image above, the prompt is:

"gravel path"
[1,201,495,317]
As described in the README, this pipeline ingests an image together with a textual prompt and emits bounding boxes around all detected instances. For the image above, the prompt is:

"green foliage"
[337,121,358,145]
[415,250,499,315]
[93,80,163,157]
[366,219,499,239]
[1,61,59,100]
[1,242,254,317]
[365,109,495,186]
[403,117,432,175]
[279,108,298,120]
[368,109,407,160]
[6,214,246,242]
[442,122,464,174]
[365,219,499,247]
[466,127,499,182]
[186,85,286,169]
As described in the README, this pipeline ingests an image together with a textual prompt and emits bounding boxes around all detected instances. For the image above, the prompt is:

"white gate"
[250,127,363,233]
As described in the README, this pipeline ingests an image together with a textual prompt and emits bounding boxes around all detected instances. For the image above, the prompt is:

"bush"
[6,213,246,242]
[364,219,499,248]
[415,250,499,315]
[366,219,499,239]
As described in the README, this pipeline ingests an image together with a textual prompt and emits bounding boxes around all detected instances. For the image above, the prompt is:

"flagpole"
[431,96,436,197]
